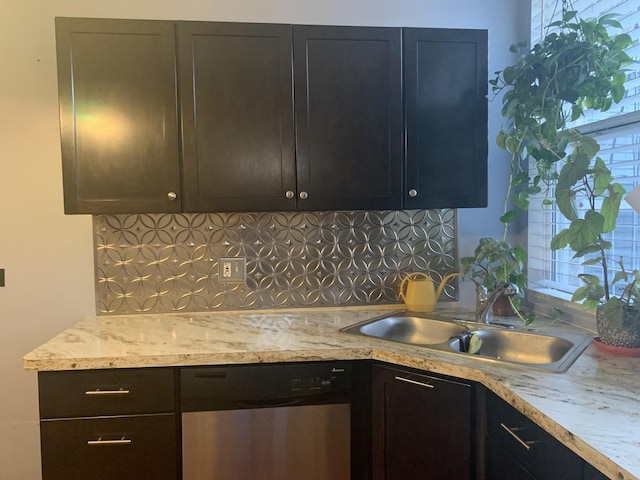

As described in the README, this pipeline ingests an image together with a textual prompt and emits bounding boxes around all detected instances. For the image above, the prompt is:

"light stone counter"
[24,305,640,480]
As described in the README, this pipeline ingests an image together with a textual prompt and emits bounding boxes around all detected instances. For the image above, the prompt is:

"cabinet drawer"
[40,414,178,480]
[39,368,175,418]
[486,393,582,479]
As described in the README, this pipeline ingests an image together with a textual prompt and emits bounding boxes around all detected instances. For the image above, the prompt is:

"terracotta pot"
[596,305,640,348]
[492,294,516,317]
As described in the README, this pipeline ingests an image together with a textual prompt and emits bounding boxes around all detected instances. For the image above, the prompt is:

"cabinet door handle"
[394,376,434,389]
[285,190,295,199]
[87,436,132,446]
[167,191,177,201]
[299,191,309,200]
[85,388,130,396]
[500,423,539,450]
[408,189,418,197]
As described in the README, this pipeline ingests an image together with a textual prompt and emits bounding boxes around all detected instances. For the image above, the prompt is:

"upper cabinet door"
[293,26,403,211]
[178,22,296,212]
[56,18,181,214]
[404,28,488,209]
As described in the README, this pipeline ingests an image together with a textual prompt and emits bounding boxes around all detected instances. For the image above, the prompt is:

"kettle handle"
[399,272,430,300]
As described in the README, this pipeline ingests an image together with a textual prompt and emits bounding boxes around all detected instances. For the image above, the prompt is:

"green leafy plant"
[491,9,636,331]
[461,237,533,325]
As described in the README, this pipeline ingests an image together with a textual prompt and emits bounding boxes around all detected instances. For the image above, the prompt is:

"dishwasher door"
[182,403,350,480]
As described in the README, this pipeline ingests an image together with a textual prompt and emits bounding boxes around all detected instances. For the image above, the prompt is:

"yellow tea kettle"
[399,272,463,312]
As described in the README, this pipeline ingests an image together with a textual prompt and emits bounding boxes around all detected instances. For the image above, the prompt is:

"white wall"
[0,1,528,478]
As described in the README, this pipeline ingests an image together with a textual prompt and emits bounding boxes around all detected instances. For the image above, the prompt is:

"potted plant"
[460,237,532,323]
[491,9,638,348]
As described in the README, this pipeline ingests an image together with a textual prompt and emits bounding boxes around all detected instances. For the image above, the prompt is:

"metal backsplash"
[94,210,458,314]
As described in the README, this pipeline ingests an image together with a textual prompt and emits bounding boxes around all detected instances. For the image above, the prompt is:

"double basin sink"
[341,312,593,373]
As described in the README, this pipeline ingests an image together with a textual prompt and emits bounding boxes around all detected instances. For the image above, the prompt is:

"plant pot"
[596,305,640,348]
[492,294,516,317]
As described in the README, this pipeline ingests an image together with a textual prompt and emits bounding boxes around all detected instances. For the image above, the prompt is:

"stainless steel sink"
[448,329,589,370]
[341,311,593,373]
[342,313,469,345]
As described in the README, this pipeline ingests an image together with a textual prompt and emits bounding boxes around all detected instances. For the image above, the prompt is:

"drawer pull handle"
[87,437,132,446]
[85,388,130,396]
[500,423,539,450]
[394,376,434,389]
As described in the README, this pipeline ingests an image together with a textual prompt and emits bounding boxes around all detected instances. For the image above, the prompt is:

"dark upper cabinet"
[404,28,488,209]
[293,26,403,211]
[55,18,181,214]
[56,19,487,214]
[177,22,297,212]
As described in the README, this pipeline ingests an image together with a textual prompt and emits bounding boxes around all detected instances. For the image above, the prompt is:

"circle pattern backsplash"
[94,210,457,314]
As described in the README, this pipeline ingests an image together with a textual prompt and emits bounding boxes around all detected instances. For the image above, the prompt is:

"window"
[527,0,640,301]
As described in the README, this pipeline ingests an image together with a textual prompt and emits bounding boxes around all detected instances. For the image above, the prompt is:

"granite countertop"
[24,305,640,480]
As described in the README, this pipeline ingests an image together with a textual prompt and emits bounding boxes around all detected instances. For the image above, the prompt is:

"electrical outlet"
[218,258,246,283]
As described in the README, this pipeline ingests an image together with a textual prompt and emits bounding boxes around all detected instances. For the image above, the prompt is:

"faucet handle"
[501,283,520,296]
[475,284,488,302]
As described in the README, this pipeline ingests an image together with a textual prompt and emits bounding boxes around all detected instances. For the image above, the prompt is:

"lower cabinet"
[371,363,476,480]
[583,463,610,480]
[38,368,178,480]
[35,361,614,480]
[485,391,603,480]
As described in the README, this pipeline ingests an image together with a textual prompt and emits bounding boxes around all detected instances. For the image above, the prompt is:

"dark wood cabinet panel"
[293,26,403,211]
[372,363,474,480]
[485,392,582,480]
[583,462,609,480]
[351,361,373,480]
[178,22,297,212]
[56,18,181,214]
[38,368,175,419]
[39,368,178,480]
[40,414,178,480]
[404,28,488,209]
[485,437,537,480]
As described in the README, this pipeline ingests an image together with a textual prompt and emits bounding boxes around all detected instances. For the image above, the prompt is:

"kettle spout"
[434,272,463,299]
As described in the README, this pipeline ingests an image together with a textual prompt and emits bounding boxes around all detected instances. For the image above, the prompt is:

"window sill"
[526,288,597,333]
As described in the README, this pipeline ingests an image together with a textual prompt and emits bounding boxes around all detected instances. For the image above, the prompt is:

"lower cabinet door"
[583,462,610,480]
[485,434,536,480]
[40,414,178,480]
[486,392,582,480]
[372,364,474,480]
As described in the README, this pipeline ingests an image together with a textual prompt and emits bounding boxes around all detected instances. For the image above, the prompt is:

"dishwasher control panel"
[180,361,352,411]
[290,365,348,392]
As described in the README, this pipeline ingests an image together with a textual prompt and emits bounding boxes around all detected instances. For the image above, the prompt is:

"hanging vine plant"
[491,5,638,344]
[493,9,632,217]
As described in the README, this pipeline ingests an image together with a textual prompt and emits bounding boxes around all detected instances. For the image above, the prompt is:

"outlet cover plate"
[218,258,246,283]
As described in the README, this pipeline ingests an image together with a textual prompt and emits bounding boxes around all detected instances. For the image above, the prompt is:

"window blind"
[527,0,640,298]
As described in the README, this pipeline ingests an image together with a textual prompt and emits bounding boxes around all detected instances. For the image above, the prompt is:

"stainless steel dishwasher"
[180,361,352,480]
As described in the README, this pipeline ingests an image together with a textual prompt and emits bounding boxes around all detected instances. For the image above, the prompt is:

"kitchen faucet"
[475,283,520,324]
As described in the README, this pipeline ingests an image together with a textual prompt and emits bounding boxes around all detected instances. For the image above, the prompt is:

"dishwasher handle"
[238,398,302,409]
